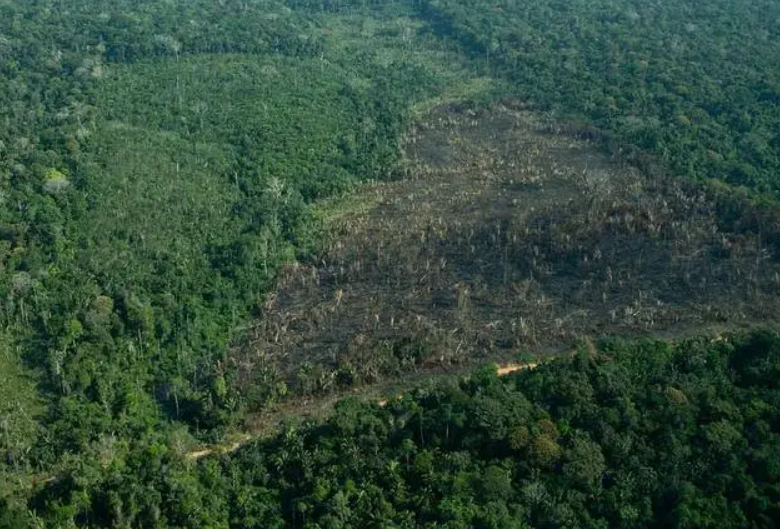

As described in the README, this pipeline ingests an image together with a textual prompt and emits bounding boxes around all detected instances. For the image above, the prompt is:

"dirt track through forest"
[187,361,539,461]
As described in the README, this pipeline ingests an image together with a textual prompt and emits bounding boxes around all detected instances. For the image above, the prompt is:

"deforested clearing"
[232,101,780,397]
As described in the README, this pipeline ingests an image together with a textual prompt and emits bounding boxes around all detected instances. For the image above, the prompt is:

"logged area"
[236,102,780,395]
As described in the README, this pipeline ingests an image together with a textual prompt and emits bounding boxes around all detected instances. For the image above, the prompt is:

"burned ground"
[231,102,780,399]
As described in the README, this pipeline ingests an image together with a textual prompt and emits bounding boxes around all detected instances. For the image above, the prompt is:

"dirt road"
[186,361,540,461]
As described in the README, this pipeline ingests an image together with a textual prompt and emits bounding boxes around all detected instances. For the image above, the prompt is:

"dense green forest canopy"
[1,0,780,526]
[420,0,780,194]
[16,332,780,528]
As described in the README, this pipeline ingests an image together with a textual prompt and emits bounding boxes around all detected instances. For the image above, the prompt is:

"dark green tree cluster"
[23,330,780,528]
[417,0,780,196]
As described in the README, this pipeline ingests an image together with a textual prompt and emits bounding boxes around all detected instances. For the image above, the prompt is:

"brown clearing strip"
[495,362,538,376]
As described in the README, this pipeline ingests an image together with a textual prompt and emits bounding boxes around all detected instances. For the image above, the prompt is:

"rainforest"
[1,0,780,527]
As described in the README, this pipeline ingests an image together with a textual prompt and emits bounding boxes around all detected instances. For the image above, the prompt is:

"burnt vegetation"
[232,103,780,402]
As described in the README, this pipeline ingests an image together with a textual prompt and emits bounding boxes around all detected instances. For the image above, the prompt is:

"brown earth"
[229,100,780,399]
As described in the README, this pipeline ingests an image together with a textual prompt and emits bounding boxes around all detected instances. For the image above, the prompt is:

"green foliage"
[0,334,43,529]
[417,0,780,196]
[3,0,780,525]
[0,333,43,470]
[27,330,780,527]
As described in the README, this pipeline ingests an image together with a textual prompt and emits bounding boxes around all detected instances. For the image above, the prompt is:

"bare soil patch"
[231,101,780,397]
